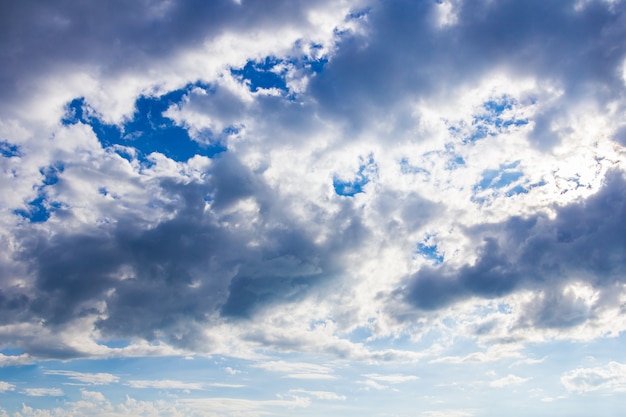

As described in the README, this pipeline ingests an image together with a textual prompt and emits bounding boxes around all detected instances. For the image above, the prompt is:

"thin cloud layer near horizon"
[1,0,626,416]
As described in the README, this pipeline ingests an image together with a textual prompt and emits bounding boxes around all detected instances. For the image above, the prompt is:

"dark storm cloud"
[310,0,626,145]
[403,170,626,327]
[9,153,369,352]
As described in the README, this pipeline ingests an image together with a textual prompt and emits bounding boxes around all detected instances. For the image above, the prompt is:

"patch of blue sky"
[333,155,377,197]
[416,242,444,266]
[399,157,429,176]
[0,140,21,157]
[530,179,547,189]
[333,178,367,197]
[471,161,532,204]
[291,40,329,75]
[489,170,524,189]
[13,196,51,223]
[0,347,26,358]
[451,96,529,144]
[306,55,328,74]
[347,7,371,20]
[231,57,288,93]
[475,161,523,191]
[231,52,329,99]
[478,97,529,130]
[62,86,225,163]
[447,155,465,169]
[483,96,514,114]
[40,163,64,186]
[505,185,528,197]
[347,325,374,343]
[465,124,490,143]
[13,163,64,223]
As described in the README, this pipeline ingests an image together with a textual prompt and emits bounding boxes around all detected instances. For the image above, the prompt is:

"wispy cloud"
[253,361,336,379]
[127,379,204,390]
[208,382,246,388]
[289,389,346,400]
[489,374,531,388]
[23,388,64,397]
[44,370,119,385]
[363,373,419,384]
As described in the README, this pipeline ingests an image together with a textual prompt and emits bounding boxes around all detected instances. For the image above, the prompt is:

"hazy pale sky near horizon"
[1,0,626,416]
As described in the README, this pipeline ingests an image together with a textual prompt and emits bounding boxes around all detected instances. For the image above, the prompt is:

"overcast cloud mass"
[1,0,626,416]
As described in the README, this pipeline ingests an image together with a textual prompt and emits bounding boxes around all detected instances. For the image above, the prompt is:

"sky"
[1,0,626,416]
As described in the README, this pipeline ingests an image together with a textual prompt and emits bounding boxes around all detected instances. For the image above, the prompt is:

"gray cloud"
[0,0,343,116]
[310,0,626,146]
[1,0,626,364]
[8,151,370,352]
[402,170,626,328]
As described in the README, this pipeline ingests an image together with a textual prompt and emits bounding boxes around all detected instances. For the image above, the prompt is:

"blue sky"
[1,0,626,416]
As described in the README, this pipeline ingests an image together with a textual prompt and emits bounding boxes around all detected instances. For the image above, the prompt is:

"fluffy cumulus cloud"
[1,0,626,415]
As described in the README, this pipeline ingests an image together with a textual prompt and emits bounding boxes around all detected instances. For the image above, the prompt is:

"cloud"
[363,373,418,384]
[489,374,531,388]
[181,396,312,415]
[80,390,106,402]
[0,381,15,392]
[208,383,246,388]
[429,345,524,364]
[0,0,624,387]
[22,388,64,397]
[357,379,388,391]
[1,393,310,417]
[421,411,474,417]
[0,353,31,367]
[44,370,119,385]
[401,170,626,324]
[561,361,626,393]
[127,379,204,390]
[288,389,346,400]
[224,366,241,375]
[253,361,336,379]
[310,0,626,141]
[0,0,350,122]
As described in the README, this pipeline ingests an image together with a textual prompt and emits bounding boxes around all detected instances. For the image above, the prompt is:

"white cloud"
[208,383,246,388]
[181,396,311,415]
[81,390,106,402]
[0,353,31,368]
[561,362,626,393]
[23,388,64,397]
[489,374,531,388]
[288,389,346,400]
[223,366,241,375]
[127,379,204,390]
[0,381,15,392]
[253,361,335,379]
[421,410,474,417]
[44,370,119,385]
[363,373,418,384]
[357,379,388,391]
[430,345,524,364]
